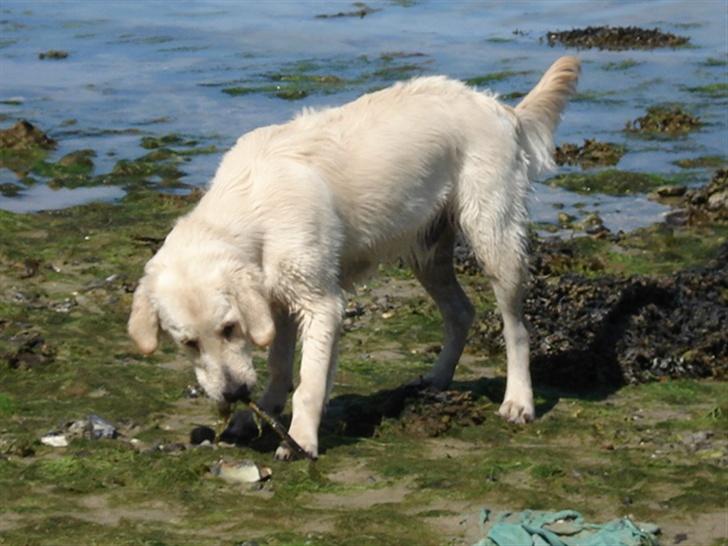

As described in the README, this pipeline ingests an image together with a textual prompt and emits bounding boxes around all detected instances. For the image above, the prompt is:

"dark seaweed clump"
[626,105,701,136]
[315,2,380,19]
[473,242,728,391]
[554,139,625,168]
[546,26,689,50]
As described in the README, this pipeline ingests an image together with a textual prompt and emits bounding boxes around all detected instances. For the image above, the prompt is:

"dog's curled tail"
[515,56,581,177]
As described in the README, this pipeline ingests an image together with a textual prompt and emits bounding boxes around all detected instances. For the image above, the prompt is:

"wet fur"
[128,56,580,459]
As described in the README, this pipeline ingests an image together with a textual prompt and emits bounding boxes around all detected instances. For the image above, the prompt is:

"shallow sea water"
[0,0,725,231]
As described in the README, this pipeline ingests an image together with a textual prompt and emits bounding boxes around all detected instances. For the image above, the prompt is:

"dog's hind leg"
[410,224,475,390]
[458,159,534,422]
[490,258,534,423]
[465,220,534,423]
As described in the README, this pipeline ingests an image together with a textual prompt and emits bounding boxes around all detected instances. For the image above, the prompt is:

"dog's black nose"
[223,385,251,404]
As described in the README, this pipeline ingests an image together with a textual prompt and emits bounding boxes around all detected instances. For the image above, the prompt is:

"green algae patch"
[601,59,641,71]
[626,105,702,137]
[546,169,678,195]
[685,82,728,99]
[219,53,432,101]
[464,70,531,87]
[673,155,726,169]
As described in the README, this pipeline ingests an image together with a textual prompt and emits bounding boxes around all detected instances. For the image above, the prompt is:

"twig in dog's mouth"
[217,400,315,461]
[248,401,315,461]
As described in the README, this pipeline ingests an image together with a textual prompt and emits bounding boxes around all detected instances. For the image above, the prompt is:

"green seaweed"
[601,59,641,71]
[685,83,728,99]
[546,169,680,196]
[673,155,726,169]
[464,70,530,87]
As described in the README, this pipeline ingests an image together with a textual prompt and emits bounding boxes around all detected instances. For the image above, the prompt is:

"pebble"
[211,459,272,484]
[40,433,69,448]
[88,414,117,439]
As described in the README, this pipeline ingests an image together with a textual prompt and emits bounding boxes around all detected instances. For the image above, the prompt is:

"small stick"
[248,401,315,461]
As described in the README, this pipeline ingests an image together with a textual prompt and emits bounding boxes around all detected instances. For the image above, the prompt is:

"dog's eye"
[183,339,199,352]
[221,323,236,340]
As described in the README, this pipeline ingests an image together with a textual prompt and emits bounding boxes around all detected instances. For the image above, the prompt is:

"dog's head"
[128,255,274,404]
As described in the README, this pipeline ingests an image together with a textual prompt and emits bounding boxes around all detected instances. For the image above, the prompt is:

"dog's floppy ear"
[235,287,275,348]
[128,280,159,354]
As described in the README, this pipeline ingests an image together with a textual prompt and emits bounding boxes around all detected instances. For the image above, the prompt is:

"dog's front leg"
[275,294,342,460]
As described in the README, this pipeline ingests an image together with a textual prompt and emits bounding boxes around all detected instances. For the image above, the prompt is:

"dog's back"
[199,57,580,280]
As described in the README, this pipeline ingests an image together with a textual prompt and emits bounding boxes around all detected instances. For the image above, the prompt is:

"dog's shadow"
[228,372,617,456]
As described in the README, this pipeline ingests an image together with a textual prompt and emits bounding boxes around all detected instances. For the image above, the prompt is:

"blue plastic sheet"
[474,509,660,546]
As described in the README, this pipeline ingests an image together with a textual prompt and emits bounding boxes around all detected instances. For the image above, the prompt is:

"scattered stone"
[0,120,56,150]
[190,425,216,445]
[545,26,689,50]
[38,49,69,60]
[211,459,272,484]
[88,414,117,439]
[183,384,203,398]
[626,105,701,136]
[655,185,687,198]
[154,442,186,453]
[554,139,625,168]
[40,433,69,448]
[684,168,728,224]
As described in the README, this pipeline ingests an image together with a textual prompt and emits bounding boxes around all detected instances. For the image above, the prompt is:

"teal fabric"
[475,510,660,546]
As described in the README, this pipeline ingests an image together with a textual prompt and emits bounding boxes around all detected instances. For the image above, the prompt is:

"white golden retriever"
[129,56,580,459]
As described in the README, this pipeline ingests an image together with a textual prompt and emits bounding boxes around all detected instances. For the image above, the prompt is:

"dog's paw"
[498,399,535,424]
[274,441,318,461]
[219,409,261,444]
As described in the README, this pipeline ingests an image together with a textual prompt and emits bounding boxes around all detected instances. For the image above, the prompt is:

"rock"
[211,459,272,484]
[0,120,56,150]
[40,433,69,448]
[655,185,687,198]
[190,426,216,445]
[684,169,728,224]
[88,414,117,439]
[183,384,203,398]
[66,418,90,439]
[157,442,186,453]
